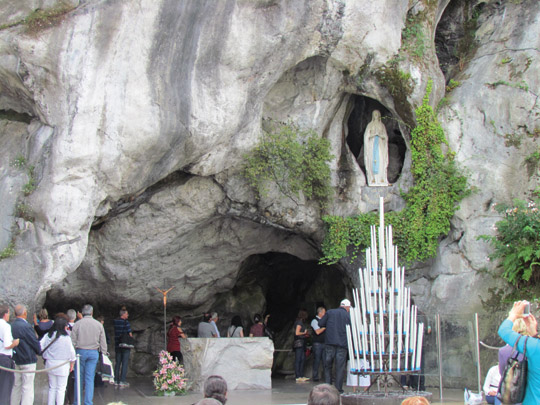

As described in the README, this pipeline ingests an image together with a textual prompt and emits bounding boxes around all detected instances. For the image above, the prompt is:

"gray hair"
[81,304,93,316]
[317,306,326,316]
[204,375,227,404]
[67,309,77,321]
[14,304,26,317]
[211,312,218,319]
[196,399,222,405]
[308,383,340,405]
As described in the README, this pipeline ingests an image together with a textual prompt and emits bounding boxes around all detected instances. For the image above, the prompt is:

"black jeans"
[324,344,347,393]
[0,354,14,405]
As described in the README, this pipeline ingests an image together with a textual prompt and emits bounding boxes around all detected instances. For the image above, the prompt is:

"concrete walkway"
[32,373,467,404]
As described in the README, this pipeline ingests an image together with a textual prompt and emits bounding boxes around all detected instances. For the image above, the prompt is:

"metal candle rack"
[346,197,424,393]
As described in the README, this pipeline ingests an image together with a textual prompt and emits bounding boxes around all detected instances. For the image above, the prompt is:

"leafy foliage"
[11,156,36,196]
[479,199,540,286]
[401,13,427,59]
[0,242,16,260]
[0,2,75,33]
[244,121,333,208]
[320,81,469,264]
[375,58,414,126]
[525,150,540,177]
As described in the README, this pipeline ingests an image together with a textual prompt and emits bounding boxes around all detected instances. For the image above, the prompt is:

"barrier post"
[76,354,81,405]
[475,313,482,394]
[437,314,443,401]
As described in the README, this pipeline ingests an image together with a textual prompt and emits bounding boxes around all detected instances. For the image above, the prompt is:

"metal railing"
[0,354,81,404]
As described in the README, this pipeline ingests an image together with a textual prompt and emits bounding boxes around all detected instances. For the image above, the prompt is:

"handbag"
[118,333,136,349]
[292,337,304,349]
[497,335,528,404]
[96,351,114,379]
[118,319,136,349]
[464,388,483,405]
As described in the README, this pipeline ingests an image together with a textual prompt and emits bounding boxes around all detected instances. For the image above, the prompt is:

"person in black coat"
[11,304,41,405]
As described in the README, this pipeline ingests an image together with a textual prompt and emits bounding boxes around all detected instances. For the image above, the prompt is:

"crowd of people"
[194,311,272,339]
[3,299,538,404]
[0,302,134,405]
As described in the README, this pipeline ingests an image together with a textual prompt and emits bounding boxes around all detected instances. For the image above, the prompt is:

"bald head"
[14,304,27,318]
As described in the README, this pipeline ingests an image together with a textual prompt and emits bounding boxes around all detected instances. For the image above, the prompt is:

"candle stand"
[342,197,432,404]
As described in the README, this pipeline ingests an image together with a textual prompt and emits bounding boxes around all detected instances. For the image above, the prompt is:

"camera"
[523,302,530,317]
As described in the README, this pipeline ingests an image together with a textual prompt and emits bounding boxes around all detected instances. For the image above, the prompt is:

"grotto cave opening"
[346,95,406,185]
[213,252,350,374]
[434,0,485,82]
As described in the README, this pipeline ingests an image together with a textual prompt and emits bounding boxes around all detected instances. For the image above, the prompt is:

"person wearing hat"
[317,299,351,393]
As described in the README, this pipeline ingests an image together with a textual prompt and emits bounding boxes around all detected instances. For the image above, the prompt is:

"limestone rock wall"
[0,1,539,387]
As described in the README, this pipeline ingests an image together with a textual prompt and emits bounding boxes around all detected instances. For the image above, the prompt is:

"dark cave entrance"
[219,252,350,374]
[434,0,486,82]
[346,95,406,184]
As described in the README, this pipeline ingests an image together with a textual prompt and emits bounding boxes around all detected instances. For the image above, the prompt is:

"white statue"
[363,110,389,186]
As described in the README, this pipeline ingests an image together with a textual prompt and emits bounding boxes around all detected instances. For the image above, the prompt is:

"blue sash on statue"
[372,135,380,175]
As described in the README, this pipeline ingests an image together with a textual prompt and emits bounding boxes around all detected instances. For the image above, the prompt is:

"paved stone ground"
[32,373,467,404]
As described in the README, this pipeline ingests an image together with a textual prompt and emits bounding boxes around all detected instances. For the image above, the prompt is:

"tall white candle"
[416,323,424,371]
[346,325,355,372]
[378,288,384,355]
[411,306,417,371]
[366,248,371,276]
[389,289,394,371]
[378,322,383,372]
[404,289,410,371]
[369,322,375,371]
[350,306,359,372]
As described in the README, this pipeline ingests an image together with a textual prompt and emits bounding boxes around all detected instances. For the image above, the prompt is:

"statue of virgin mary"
[363,110,389,186]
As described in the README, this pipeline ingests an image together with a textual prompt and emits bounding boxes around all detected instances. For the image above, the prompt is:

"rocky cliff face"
[1,0,539,384]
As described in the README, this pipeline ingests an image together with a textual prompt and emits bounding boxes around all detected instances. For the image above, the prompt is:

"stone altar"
[181,337,274,392]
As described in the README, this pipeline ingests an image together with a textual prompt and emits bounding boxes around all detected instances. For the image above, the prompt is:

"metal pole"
[164,303,167,349]
[475,313,482,394]
[436,314,443,401]
[76,354,81,405]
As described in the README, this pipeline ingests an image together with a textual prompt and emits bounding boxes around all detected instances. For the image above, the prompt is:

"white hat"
[340,298,351,307]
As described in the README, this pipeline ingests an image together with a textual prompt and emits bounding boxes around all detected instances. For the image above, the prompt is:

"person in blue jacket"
[498,300,539,405]
[318,298,351,393]
[11,304,41,405]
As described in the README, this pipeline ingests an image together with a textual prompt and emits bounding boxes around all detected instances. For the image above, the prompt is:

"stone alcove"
[434,0,486,82]
[346,95,406,185]
[213,252,350,374]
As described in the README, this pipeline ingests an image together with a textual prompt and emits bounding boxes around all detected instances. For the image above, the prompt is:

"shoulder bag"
[118,320,136,349]
[497,335,528,404]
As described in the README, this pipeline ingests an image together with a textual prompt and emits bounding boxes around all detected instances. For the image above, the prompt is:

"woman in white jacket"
[40,316,76,405]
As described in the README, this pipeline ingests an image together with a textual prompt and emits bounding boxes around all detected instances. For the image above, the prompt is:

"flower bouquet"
[153,350,188,396]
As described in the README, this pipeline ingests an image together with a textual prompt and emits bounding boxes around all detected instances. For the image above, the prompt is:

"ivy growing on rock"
[320,80,469,265]
[244,120,333,208]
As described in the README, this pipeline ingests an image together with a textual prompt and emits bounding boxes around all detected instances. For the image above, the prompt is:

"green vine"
[244,121,333,208]
[320,81,469,264]
[479,199,540,287]
[401,12,427,60]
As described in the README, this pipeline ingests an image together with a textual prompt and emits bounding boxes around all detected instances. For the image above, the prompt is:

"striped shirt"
[113,318,132,347]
